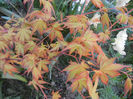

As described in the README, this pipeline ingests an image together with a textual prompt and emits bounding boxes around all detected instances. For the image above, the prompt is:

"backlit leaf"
[71,71,88,92]
[15,42,24,55]
[87,73,99,99]
[117,13,128,24]
[4,63,19,76]
[64,15,88,34]
[16,28,32,42]
[101,13,110,29]
[28,10,55,21]
[90,0,104,8]
[28,79,48,91]
[98,32,110,43]
[32,67,42,80]
[63,61,89,81]
[32,19,47,35]
[52,91,61,99]
[124,77,132,96]
[93,54,124,84]
[49,22,63,42]
[0,41,8,51]
[38,60,49,72]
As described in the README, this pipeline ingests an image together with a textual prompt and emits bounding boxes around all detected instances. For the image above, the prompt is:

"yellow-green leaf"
[124,77,132,96]
[16,28,32,42]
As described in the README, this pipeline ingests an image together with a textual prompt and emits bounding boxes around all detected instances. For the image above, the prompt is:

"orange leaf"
[93,70,108,85]
[49,30,63,42]
[15,42,24,55]
[0,41,8,51]
[87,73,99,99]
[28,79,48,91]
[39,0,55,17]
[4,63,19,76]
[28,10,55,21]
[64,15,88,34]
[101,12,110,29]
[38,60,49,72]
[24,41,36,52]
[49,22,63,42]
[124,77,132,96]
[52,91,61,99]
[22,54,37,74]
[90,0,104,8]
[32,67,42,80]
[63,61,89,81]
[94,54,124,84]
[32,19,47,35]
[71,71,88,92]
[16,28,32,42]
[128,15,133,25]
[117,13,128,24]
[98,32,110,43]
[99,55,123,77]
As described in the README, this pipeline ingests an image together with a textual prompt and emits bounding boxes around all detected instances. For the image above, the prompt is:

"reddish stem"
[37,35,49,46]
[127,9,133,15]
[111,25,133,32]
[109,18,120,30]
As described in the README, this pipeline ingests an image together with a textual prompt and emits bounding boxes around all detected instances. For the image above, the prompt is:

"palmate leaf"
[0,30,15,42]
[32,19,47,35]
[49,30,63,42]
[71,71,88,92]
[38,60,49,72]
[15,42,24,55]
[0,41,8,51]
[3,63,19,76]
[49,22,63,42]
[64,15,88,34]
[50,41,68,51]
[32,67,42,81]
[93,54,125,84]
[24,41,36,52]
[33,44,48,58]
[22,54,37,73]
[39,0,55,16]
[67,42,87,56]
[63,61,89,81]
[28,79,48,99]
[28,79,48,91]
[93,70,108,85]
[64,37,90,57]
[16,28,32,42]
[52,91,61,99]
[98,32,110,43]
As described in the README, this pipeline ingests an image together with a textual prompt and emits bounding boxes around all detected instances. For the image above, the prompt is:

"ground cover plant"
[0,0,133,99]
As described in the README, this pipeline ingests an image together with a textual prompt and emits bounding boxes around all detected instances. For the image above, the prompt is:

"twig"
[9,2,23,17]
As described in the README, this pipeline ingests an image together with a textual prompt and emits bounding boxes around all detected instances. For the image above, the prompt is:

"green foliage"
[99,85,121,99]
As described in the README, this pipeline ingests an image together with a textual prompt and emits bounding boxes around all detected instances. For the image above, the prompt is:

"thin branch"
[111,25,133,32]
